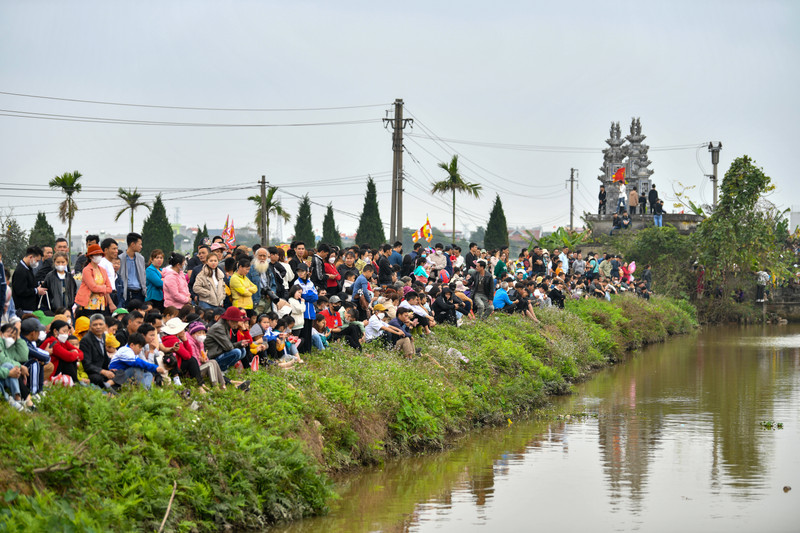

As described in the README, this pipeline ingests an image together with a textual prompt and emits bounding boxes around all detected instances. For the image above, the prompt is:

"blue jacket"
[352,274,371,304]
[493,288,514,310]
[146,264,163,302]
[109,345,159,373]
[389,250,403,267]
[295,278,318,320]
[247,265,276,306]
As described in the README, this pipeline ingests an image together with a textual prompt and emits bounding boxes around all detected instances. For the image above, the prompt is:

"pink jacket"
[162,267,190,308]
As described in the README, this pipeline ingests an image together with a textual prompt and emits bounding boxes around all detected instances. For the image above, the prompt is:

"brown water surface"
[272,325,800,532]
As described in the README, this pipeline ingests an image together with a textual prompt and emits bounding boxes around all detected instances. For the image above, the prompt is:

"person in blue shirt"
[493,281,515,313]
[145,249,165,310]
[389,242,403,268]
[351,264,374,320]
[293,263,318,354]
[109,332,166,390]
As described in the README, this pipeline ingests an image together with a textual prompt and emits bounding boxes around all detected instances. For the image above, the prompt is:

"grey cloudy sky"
[1,0,797,240]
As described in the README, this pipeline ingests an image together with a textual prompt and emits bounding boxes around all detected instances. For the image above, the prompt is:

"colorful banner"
[412,217,433,243]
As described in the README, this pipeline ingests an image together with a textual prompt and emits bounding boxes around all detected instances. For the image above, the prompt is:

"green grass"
[0,294,695,531]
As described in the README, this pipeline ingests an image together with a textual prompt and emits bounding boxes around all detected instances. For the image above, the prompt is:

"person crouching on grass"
[109,332,167,390]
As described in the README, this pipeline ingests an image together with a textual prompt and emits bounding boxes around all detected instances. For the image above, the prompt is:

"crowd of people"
[599,182,667,232]
[0,231,651,411]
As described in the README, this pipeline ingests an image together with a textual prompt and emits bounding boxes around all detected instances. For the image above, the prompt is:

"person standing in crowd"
[229,257,257,312]
[617,181,627,213]
[119,232,146,306]
[309,243,329,293]
[193,251,226,309]
[323,249,341,294]
[377,244,394,288]
[11,246,46,316]
[162,252,191,310]
[75,244,113,318]
[653,199,665,228]
[648,184,659,214]
[401,243,422,277]
[73,234,99,275]
[40,252,76,313]
[293,263,318,353]
[248,247,275,314]
[598,185,607,215]
[389,242,403,268]
[629,187,639,215]
[97,238,119,305]
[145,249,164,310]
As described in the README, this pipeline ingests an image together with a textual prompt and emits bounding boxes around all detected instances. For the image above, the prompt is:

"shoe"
[7,398,24,412]
[237,379,251,392]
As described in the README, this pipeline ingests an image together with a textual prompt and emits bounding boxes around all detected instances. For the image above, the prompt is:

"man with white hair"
[248,246,277,314]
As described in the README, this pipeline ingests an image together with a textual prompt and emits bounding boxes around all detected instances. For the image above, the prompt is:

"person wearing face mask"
[0,321,31,410]
[40,319,82,384]
[74,244,114,319]
[184,321,226,389]
[20,317,50,397]
[364,303,404,344]
[11,246,46,316]
[429,243,447,272]
[324,250,342,293]
[40,252,77,314]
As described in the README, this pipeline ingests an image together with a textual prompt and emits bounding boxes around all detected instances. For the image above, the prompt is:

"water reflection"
[271,325,800,533]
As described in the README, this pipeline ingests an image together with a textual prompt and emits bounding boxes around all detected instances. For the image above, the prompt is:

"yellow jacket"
[230,273,257,309]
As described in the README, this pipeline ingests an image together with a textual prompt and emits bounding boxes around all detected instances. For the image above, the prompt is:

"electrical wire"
[0,90,390,112]
[0,108,382,128]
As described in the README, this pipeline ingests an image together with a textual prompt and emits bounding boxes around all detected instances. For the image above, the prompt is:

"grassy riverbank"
[0,295,696,532]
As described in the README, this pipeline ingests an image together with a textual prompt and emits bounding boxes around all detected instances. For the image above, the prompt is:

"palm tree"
[48,171,83,248]
[115,188,151,233]
[432,155,482,244]
[248,186,291,245]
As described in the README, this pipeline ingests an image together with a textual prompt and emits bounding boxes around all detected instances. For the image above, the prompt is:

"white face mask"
[38,331,46,342]
[377,312,385,320]
[91,256,102,264]
[57,333,69,343]
[329,257,336,264]
[197,335,207,344]
[55,265,67,273]
[436,250,443,255]
[3,337,14,349]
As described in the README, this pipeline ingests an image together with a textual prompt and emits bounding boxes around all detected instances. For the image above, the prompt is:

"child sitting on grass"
[109,332,167,390]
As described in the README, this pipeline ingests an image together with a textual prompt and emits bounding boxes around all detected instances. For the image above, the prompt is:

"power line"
[0,108,383,128]
[0,90,390,112]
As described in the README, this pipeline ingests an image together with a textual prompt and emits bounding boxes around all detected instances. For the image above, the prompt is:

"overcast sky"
[1,0,797,241]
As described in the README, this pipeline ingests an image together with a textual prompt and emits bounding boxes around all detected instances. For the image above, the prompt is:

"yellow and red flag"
[412,217,434,243]
[612,167,626,183]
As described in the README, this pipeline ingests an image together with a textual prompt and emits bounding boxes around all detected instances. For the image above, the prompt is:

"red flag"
[612,167,626,183]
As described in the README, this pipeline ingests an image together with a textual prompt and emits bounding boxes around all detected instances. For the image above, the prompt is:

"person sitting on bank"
[109,332,167,390]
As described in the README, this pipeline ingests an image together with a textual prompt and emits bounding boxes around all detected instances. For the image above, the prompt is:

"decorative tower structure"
[623,117,653,199]
[598,122,626,208]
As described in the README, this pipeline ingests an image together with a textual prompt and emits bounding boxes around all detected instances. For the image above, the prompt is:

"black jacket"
[432,293,458,325]
[80,333,109,377]
[377,255,393,286]
[11,260,38,312]
[310,254,327,291]
[40,269,77,311]
[471,272,495,299]
[400,252,417,277]
[648,189,659,205]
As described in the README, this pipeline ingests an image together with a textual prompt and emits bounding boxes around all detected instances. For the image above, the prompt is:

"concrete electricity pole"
[568,168,577,231]
[384,99,412,244]
[708,142,722,209]
[260,175,268,245]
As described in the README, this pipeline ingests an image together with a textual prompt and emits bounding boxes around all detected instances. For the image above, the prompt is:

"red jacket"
[42,336,84,376]
[324,262,341,289]
[162,334,192,369]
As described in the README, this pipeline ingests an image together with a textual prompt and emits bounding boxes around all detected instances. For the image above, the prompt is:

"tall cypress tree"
[0,214,28,266]
[29,212,56,248]
[141,194,174,259]
[193,223,209,252]
[484,194,509,251]
[292,195,315,245]
[321,204,342,248]
[355,176,386,247]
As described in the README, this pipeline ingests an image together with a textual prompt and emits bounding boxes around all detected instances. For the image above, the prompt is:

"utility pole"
[384,99,412,244]
[260,175,268,245]
[568,168,577,231]
[708,142,722,209]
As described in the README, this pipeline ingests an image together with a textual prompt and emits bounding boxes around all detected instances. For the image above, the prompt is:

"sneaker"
[7,398,24,412]
[172,376,183,386]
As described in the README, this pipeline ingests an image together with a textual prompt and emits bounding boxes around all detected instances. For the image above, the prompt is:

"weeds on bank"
[0,295,695,532]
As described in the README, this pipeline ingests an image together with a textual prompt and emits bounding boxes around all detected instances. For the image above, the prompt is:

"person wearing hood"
[40,252,77,313]
[432,286,461,325]
[161,317,207,393]
[162,252,191,309]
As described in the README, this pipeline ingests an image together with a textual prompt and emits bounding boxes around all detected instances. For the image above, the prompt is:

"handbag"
[37,291,55,316]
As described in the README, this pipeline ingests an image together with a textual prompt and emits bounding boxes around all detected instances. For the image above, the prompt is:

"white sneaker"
[172,376,182,386]
[7,397,24,411]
